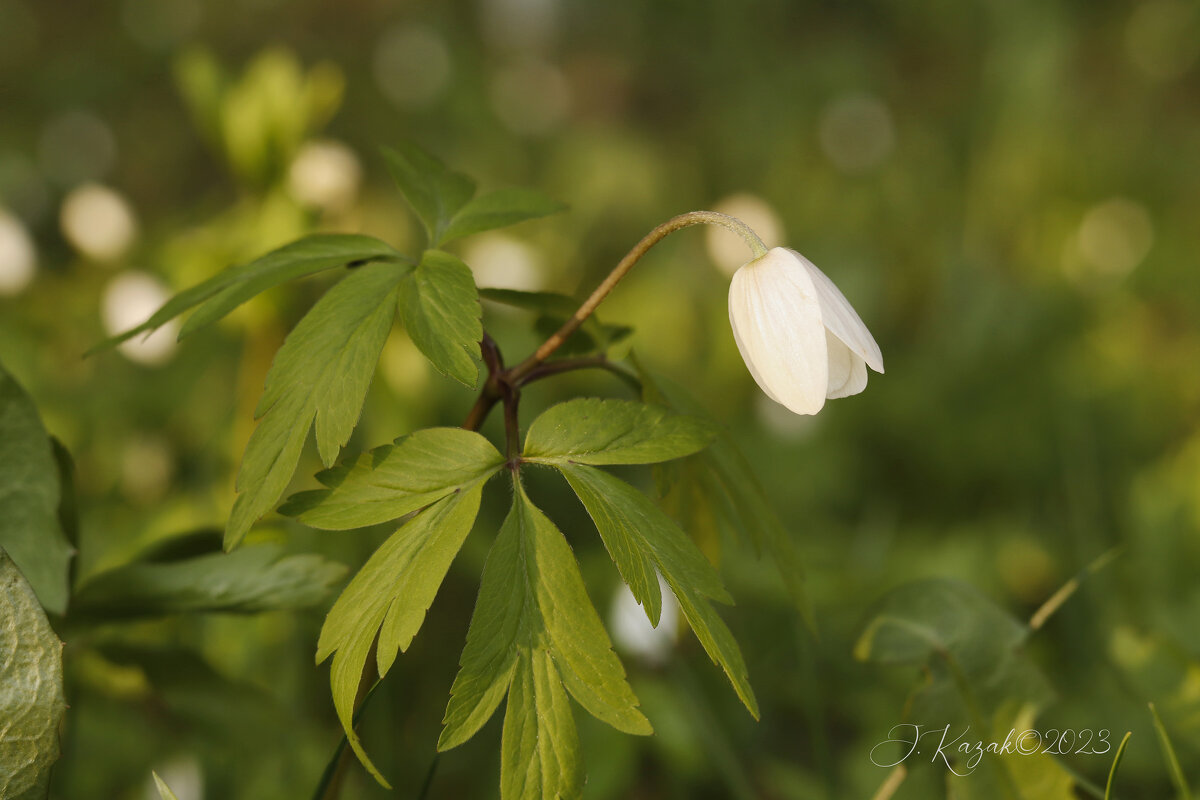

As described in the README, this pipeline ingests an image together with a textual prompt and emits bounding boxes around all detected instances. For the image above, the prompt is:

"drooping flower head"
[728,247,883,415]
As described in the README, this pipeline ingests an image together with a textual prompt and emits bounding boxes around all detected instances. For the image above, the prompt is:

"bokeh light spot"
[60,183,139,263]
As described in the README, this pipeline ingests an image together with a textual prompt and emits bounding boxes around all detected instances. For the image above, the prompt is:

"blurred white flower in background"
[705,193,785,276]
[0,209,37,296]
[728,247,883,415]
[101,271,178,365]
[373,24,452,108]
[145,756,203,800]
[61,183,138,262]
[609,575,679,666]
[818,92,895,173]
[288,140,362,213]
[460,232,546,291]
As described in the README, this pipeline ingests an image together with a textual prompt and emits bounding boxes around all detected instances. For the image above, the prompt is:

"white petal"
[786,249,884,374]
[728,248,828,415]
[825,337,868,399]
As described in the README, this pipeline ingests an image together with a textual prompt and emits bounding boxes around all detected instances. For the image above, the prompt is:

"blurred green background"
[2,0,1200,797]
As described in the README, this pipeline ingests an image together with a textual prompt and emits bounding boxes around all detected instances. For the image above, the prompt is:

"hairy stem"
[507,211,765,382]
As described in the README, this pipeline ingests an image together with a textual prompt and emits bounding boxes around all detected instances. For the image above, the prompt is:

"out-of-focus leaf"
[0,550,66,798]
[0,363,72,614]
[855,579,1051,724]
[71,542,346,619]
[437,187,565,246]
[153,772,181,800]
[559,464,757,718]
[398,249,482,387]
[320,488,484,788]
[383,141,476,244]
[96,644,284,740]
[524,398,718,467]
[281,428,504,529]
[90,234,407,353]
[439,484,650,793]
[227,261,407,549]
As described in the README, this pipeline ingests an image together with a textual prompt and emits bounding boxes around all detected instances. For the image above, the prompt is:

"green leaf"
[0,363,72,614]
[282,428,504,529]
[502,649,581,800]
[383,141,476,244]
[439,484,650,780]
[89,234,406,353]
[438,187,565,246]
[854,579,1051,725]
[524,398,718,467]
[398,250,482,386]
[0,550,66,798]
[153,772,181,800]
[70,542,346,619]
[636,362,812,624]
[558,464,757,718]
[320,488,484,788]
[226,261,407,549]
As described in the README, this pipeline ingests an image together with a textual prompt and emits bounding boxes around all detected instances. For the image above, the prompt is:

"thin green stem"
[507,211,765,382]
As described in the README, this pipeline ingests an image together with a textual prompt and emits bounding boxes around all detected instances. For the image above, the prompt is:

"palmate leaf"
[399,250,482,387]
[439,484,650,800]
[88,234,407,353]
[320,488,487,788]
[280,428,504,529]
[559,464,758,718]
[0,551,66,799]
[0,363,73,614]
[523,398,718,466]
[226,261,408,549]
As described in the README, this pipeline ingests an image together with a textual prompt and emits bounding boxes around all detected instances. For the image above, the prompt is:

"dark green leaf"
[89,234,406,353]
[439,483,650,780]
[0,363,72,614]
[398,250,482,386]
[438,187,565,246]
[854,579,1051,724]
[0,551,66,798]
[282,428,504,529]
[226,261,408,549]
[319,487,484,788]
[383,141,476,243]
[524,397,718,466]
[559,464,757,717]
[71,542,346,619]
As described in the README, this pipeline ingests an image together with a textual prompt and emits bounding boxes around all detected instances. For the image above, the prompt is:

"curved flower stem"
[507,211,766,382]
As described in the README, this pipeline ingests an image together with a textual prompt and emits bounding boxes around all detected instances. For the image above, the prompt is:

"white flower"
[728,247,883,415]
